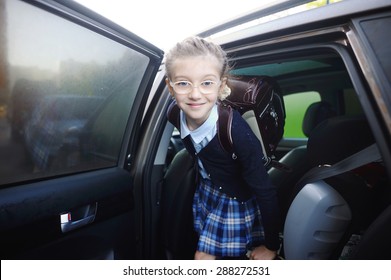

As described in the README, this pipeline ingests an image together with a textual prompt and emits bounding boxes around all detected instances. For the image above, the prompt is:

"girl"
[165,36,280,260]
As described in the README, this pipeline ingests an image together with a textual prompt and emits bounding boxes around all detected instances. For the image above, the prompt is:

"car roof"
[198,0,391,46]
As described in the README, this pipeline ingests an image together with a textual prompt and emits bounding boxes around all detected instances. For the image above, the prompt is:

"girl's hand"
[248,245,277,260]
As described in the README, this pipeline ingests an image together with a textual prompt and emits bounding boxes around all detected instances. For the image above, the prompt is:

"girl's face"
[167,55,226,131]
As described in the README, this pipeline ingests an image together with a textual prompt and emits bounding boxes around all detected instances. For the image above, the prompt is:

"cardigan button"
[219,186,222,190]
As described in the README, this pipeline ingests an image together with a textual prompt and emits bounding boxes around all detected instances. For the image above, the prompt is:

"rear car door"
[0,0,163,259]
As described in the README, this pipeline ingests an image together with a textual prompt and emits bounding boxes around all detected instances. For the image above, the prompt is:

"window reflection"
[0,0,149,184]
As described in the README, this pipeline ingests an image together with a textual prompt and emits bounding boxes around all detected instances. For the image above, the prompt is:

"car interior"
[158,48,391,260]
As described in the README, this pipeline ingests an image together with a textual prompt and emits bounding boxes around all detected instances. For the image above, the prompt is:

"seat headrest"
[302,101,336,137]
[307,116,374,166]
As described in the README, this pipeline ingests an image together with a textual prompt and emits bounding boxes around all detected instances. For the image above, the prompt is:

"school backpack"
[167,75,285,167]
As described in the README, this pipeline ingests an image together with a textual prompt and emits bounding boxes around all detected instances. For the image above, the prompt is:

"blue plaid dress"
[193,177,265,257]
[179,105,265,257]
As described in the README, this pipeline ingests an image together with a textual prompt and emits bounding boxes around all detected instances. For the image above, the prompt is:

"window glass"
[283,91,321,138]
[231,60,332,77]
[0,0,150,185]
[358,15,391,115]
[343,89,363,116]
[360,16,391,85]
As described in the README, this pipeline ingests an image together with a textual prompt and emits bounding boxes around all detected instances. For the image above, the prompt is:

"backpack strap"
[167,101,181,130]
[217,103,289,168]
[217,104,236,159]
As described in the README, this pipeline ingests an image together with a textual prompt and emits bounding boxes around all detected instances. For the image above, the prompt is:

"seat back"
[269,101,336,224]
[283,116,380,259]
[350,205,391,259]
[302,101,336,137]
[161,148,197,259]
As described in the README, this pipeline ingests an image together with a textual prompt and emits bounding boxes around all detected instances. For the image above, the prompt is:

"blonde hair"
[165,36,232,100]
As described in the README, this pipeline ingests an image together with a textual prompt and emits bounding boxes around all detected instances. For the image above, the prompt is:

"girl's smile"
[167,55,225,130]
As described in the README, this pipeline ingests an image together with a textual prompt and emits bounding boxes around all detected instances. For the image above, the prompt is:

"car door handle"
[60,202,97,233]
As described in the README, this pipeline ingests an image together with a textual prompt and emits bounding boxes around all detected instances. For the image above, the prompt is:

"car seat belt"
[296,143,381,187]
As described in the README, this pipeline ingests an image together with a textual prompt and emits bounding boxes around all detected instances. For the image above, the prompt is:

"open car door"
[0,0,163,259]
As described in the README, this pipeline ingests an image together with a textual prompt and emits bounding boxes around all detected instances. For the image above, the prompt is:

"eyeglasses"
[169,80,221,95]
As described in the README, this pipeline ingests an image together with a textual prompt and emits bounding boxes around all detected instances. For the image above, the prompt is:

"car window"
[358,15,391,86]
[0,0,151,185]
[343,89,363,116]
[283,91,321,138]
[353,14,391,125]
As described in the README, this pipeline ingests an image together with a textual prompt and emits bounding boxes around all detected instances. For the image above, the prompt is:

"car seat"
[350,204,391,259]
[282,115,388,259]
[302,101,336,137]
[160,148,198,259]
[269,101,336,224]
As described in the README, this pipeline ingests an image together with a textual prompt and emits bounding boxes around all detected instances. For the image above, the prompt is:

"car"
[0,0,390,261]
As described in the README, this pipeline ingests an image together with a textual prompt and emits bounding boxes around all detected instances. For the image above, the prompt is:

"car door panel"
[0,168,134,259]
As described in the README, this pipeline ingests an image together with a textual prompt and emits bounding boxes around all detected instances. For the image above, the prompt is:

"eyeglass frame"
[169,79,222,95]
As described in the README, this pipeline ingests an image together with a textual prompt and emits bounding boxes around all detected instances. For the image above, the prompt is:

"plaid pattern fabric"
[193,178,265,257]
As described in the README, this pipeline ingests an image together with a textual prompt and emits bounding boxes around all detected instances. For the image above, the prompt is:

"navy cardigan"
[172,106,281,251]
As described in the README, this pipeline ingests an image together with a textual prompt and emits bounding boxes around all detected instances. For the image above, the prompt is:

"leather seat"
[161,148,197,259]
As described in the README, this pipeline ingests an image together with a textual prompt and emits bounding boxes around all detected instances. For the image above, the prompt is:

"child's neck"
[186,115,209,131]
[186,119,202,131]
